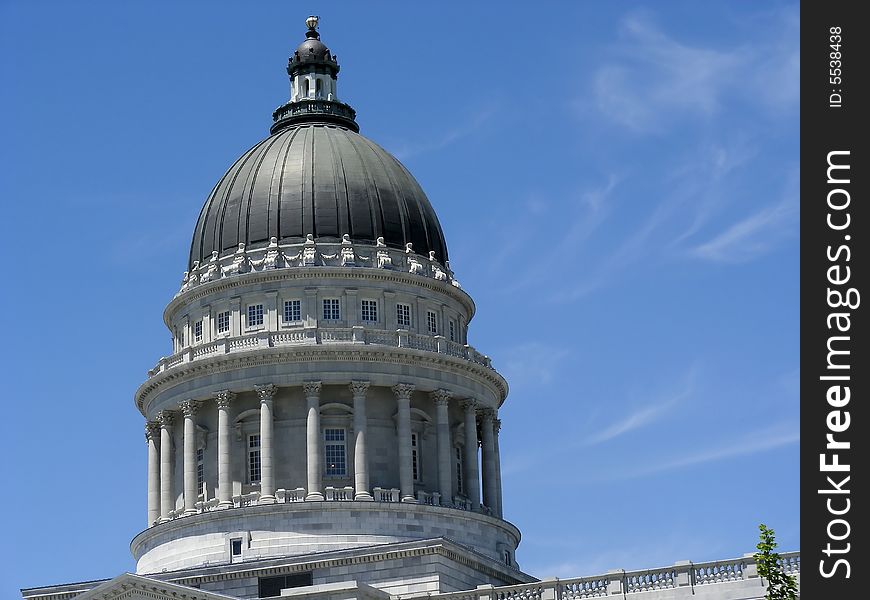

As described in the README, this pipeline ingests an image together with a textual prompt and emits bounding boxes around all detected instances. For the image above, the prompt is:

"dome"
[188,122,449,269]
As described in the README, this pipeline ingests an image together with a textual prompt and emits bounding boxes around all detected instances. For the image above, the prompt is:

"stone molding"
[302,381,322,398]
[178,399,199,417]
[165,263,474,328]
[430,388,452,406]
[254,383,278,403]
[459,398,479,411]
[392,383,415,400]
[137,347,507,417]
[214,390,235,409]
[144,421,160,443]
[349,380,370,397]
[155,410,174,428]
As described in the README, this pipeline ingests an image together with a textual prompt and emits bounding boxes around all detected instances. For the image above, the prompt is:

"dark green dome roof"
[189,123,449,269]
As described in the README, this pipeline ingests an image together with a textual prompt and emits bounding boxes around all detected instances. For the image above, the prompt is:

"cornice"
[135,345,508,415]
[164,265,475,327]
[134,537,532,589]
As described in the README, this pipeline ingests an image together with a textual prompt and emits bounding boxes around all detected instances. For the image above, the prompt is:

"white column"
[350,381,373,501]
[494,418,503,518]
[304,381,324,501]
[480,408,497,514]
[157,411,174,521]
[145,421,160,526]
[393,383,416,502]
[461,399,481,510]
[179,400,200,515]
[431,389,453,505]
[215,390,236,509]
[256,384,278,504]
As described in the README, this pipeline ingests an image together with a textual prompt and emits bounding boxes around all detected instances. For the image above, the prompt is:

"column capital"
[156,410,175,428]
[145,421,160,442]
[349,380,370,397]
[430,389,452,406]
[303,380,322,398]
[478,407,496,421]
[179,399,200,417]
[392,383,415,400]
[214,389,236,408]
[493,418,502,433]
[459,398,479,411]
[255,383,278,403]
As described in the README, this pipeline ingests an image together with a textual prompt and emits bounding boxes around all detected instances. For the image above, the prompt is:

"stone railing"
[276,487,307,503]
[372,487,401,502]
[324,486,354,501]
[154,487,487,525]
[415,552,800,600]
[416,490,442,506]
[148,326,492,377]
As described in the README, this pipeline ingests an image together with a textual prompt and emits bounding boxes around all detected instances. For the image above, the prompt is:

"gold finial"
[306,15,319,30]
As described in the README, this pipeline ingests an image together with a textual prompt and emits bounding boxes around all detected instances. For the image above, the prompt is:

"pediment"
[75,573,238,600]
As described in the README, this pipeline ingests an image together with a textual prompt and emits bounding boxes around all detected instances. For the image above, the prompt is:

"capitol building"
[22,19,799,600]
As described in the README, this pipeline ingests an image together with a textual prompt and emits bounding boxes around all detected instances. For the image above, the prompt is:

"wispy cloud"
[499,342,572,387]
[629,421,799,478]
[586,366,697,445]
[691,170,798,262]
[391,107,495,160]
[589,9,798,133]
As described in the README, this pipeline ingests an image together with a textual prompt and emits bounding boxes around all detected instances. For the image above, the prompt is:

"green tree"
[754,524,798,600]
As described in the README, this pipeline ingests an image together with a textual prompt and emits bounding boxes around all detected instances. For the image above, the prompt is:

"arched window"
[316,78,323,99]
[302,79,309,98]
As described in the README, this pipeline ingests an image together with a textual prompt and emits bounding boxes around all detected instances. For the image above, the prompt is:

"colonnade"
[144,382,503,526]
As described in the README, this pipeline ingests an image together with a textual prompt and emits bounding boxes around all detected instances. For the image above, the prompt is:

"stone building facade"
[21,17,798,600]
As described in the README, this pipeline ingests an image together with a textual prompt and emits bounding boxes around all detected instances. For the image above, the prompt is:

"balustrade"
[780,553,800,575]
[493,583,543,600]
[624,569,676,593]
[559,577,609,599]
[275,487,306,503]
[693,560,743,585]
[149,327,493,377]
[273,330,307,345]
[401,552,800,600]
[452,496,473,511]
[320,328,353,343]
[232,491,260,508]
[416,490,441,506]
[372,487,401,502]
[324,486,354,501]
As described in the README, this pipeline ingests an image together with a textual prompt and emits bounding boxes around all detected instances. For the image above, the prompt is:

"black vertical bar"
[801,1,868,597]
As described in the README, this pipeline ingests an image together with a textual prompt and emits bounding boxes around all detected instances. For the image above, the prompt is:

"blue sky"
[0,1,799,594]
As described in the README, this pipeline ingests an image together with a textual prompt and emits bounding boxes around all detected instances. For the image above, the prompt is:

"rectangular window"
[360,299,378,322]
[231,539,243,557]
[196,447,204,488]
[194,320,203,343]
[247,304,264,327]
[179,329,185,347]
[411,432,420,481]
[324,428,346,476]
[396,303,411,328]
[448,319,457,342]
[248,434,261,483]
[217,311,231,333]
[322,298,340,321]
[427,310,438,334]
[284,299,301,323]
[259,574,314,598]
[455,446,463,495]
